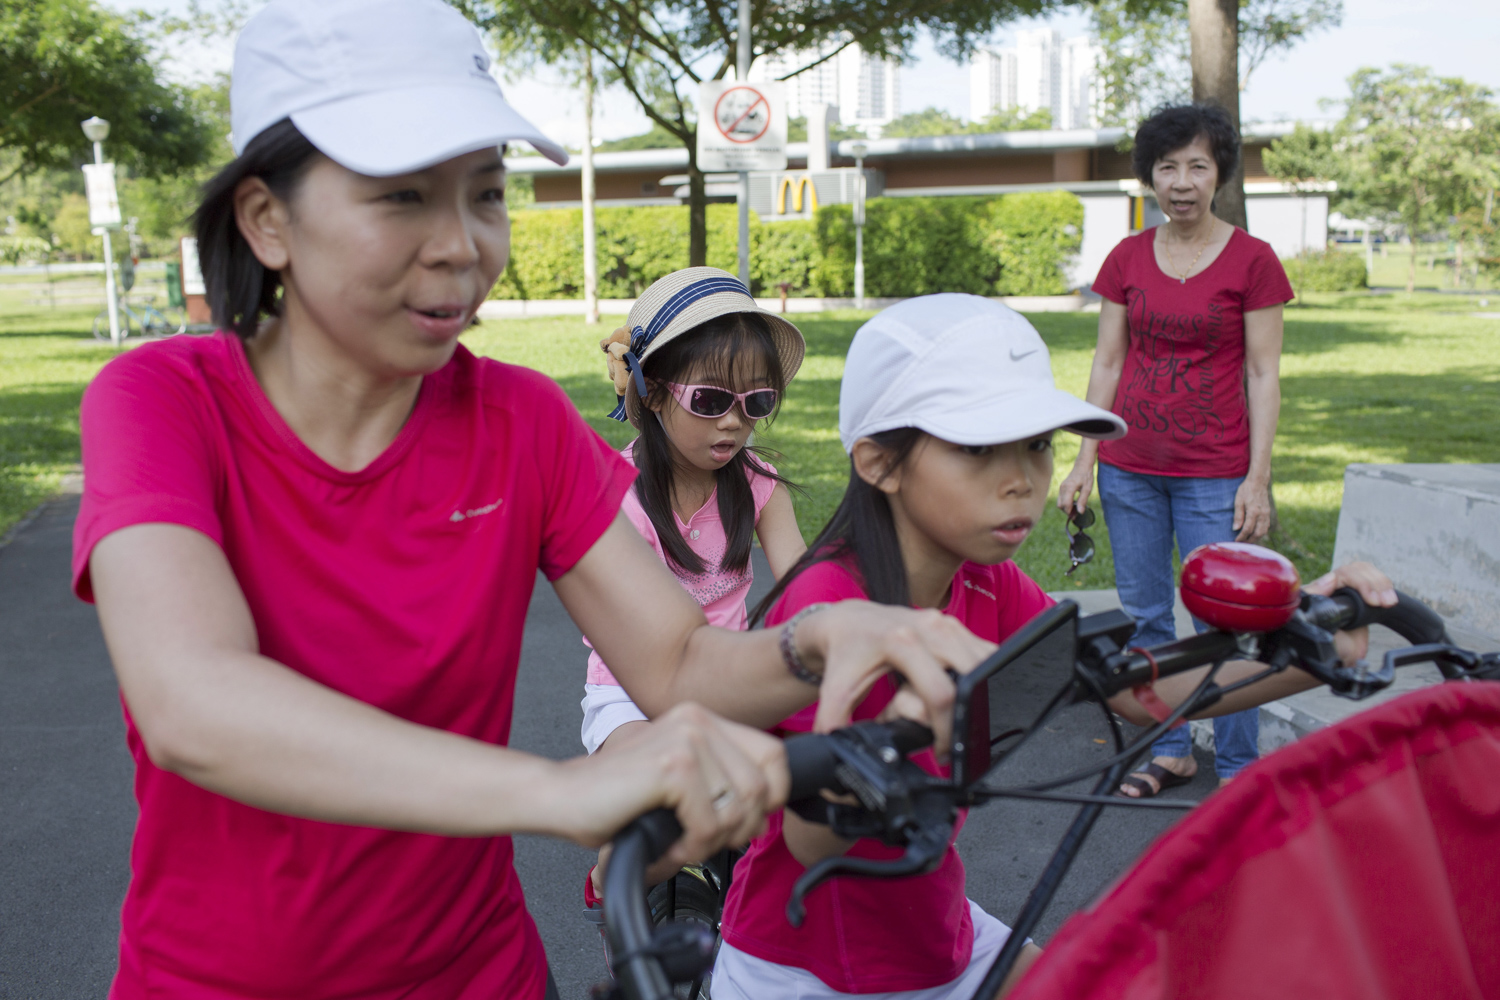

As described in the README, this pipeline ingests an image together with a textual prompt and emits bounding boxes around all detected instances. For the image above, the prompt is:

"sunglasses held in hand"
[1065,505,1096,576]
[665,382,779,420]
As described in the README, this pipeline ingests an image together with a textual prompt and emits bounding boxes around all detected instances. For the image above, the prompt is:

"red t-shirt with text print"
[72,332,635,1000]
[1091,226,1293,478]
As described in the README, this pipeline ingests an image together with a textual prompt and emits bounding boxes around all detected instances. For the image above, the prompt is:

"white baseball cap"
[839,294,1127,453]
[230,0,568,175]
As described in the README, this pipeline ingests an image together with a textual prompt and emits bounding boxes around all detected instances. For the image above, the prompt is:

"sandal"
[1116,761,1195,799]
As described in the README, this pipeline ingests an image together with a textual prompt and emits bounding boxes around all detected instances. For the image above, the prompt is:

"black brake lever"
[1264,609,1395,700]
[786,797,955,927]
[1384,643,1500,682]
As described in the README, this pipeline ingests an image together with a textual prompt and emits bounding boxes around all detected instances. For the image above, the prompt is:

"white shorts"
[580,683,648,755]
[710,899,1020,1000]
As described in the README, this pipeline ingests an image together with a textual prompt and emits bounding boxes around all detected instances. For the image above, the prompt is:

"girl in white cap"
[711,294,1396,1000]
[580,268,809,900]
[67,4,1002,999]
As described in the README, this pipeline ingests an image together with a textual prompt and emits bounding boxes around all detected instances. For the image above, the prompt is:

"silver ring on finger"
[712,788,736,812]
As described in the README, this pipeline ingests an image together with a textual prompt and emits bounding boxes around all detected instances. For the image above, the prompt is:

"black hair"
[634,311,799,577]
[1131,103,1241,190]
[750,427,925,624]
[193,118,320,339]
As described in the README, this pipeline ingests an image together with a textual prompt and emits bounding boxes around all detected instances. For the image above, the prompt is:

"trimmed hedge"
[815,191,1083,297]
[492,191,1083,300]
[1283,250,1369,292]
[493,205,819,299]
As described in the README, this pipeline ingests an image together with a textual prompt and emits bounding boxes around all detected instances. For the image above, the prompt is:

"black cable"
[968,763,1129,1000]
[978,678,1080,777]
[970,786,1196,809]
[1005,660,1227,793]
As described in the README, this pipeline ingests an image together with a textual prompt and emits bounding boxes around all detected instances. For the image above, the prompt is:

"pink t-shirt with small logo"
[71,332,635,1000]
[585,442,779,686]
[718,557,1053,993]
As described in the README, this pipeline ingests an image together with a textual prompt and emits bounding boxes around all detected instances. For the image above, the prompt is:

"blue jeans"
[1097,463,1259,779]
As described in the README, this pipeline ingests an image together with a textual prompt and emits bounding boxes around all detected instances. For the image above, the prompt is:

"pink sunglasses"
[664,382,780,420]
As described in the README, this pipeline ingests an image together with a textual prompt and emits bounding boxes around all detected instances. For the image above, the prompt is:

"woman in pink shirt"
[70,3,1002,998]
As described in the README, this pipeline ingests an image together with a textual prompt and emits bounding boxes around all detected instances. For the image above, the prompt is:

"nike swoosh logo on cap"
[1010,348,1038,361]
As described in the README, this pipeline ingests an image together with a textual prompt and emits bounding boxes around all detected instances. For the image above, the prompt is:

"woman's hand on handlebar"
[797,601,997,757]
[1304,560,1398,666]
[561,704,782,883]
[559,703,788,871]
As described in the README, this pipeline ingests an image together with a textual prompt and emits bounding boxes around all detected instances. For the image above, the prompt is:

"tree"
[0,0,211,186]
[1087,0,1341,229]
[1262,122,1336,299]
[460,0,1066,266]
[1332,66,1499,293]
[879,106,1052,138]
[786,116,868,142]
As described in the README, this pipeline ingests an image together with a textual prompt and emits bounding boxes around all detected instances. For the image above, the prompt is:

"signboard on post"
[180,237,211,325]
[697,80,788,172]
[81,163,122,227]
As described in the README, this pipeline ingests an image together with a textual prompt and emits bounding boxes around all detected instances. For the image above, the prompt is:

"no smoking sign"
[715,86,771,143]
[698,79,787,171]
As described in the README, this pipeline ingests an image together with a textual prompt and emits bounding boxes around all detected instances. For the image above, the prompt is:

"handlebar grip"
[888,718,936,754]
[1331,586,1450,646]
[785,734,839,803]
[622,807,685,866]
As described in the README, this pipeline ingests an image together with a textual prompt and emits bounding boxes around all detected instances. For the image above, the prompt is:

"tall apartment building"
[969,29,1100,130]
[751,39,900,136]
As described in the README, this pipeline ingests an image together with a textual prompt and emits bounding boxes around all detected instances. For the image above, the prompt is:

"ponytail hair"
[750,428,925,624]
[193,119,320,339]
[634,311,799,576]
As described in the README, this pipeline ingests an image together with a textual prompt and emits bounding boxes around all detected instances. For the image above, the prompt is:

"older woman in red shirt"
[1058,103,1294,799]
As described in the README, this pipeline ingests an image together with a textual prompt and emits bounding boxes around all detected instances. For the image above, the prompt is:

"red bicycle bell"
[1179,542,1302,633]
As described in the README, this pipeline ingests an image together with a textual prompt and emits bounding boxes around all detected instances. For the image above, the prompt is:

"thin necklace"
[1165,219,1218,284]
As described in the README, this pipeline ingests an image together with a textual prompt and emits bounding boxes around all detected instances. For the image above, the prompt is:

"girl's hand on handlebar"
[561,703,788,870]
[797,601,996,757]
[1304,561,1398,666]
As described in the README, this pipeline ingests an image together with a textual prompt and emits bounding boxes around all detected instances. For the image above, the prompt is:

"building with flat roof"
[508,121,1331,289]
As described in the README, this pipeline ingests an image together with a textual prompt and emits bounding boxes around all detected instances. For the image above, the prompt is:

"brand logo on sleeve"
[962,578,996,600]
[451,498,503,522]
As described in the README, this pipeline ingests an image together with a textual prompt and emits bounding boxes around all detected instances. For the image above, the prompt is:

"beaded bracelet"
[778,603,830,686]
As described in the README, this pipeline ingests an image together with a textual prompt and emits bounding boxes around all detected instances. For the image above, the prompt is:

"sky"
[112,0,1500,149]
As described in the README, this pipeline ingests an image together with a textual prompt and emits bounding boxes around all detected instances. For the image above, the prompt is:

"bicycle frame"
[598,549,1496,1000]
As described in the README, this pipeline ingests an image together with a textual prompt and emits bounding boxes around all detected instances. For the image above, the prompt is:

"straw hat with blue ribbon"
[601,267,806,428]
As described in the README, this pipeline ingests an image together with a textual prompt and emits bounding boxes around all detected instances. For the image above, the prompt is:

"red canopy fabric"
[1009,682,1500,1000]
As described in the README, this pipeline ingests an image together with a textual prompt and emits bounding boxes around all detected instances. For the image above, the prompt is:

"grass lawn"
[3,292,1496,594]
[462,292,1500,592]
[1327,242,1500,293]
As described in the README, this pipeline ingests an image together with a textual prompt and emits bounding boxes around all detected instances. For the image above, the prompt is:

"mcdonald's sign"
[776,175,819,215]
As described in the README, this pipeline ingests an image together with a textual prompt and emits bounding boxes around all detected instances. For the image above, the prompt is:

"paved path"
[1,497,1206,1000]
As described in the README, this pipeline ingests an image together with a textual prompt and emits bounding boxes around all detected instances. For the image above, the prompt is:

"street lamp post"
[850,141,868,310]
[735,0,751,289]
[81,116,121,346]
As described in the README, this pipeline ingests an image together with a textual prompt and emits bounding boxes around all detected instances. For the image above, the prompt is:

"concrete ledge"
[1331,463,1500,638]
[476,294,1094,320]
